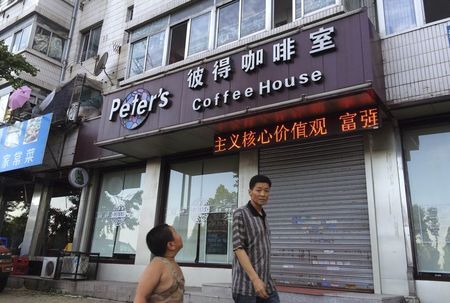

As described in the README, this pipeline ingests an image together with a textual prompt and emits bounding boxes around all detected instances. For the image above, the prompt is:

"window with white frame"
[129,17,168,77]
[273,0,337,26]
[217,0,265,47]
[2,35,13,52]
[381,0,450,35]
[11,25,32,53]
[79,25,101,62]
[32,26,66,61]
[168,12,211,64]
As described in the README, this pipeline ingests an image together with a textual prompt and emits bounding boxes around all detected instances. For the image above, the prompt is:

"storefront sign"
[97,11,384,154]
[68,167,89,188]
[108,88,171,129]
[214,108,379,153]
[0,113,52,172]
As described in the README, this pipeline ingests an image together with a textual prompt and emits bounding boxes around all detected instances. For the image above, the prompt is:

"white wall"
[382,20,450,105]
[364,122,410,296]
[416,281,450,303]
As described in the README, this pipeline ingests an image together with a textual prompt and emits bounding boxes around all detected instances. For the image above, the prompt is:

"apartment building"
[1,1,450,302]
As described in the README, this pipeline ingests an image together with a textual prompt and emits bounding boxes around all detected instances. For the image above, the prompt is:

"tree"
[0,41,38,88]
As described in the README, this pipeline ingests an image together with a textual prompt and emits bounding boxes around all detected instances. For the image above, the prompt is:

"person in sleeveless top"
[134,224,185,303]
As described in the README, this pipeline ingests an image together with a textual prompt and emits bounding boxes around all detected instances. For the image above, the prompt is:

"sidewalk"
[0,288,120,303]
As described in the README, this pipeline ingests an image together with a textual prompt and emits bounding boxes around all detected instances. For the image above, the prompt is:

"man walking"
[232,175,280,303]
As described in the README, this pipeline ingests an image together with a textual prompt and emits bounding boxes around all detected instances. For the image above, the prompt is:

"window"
[165,155,239,264]
[402,122,450,278]
[168,21,188,64]
[91,167,145,258]
[382,0,450,35]
[217,0,265,47]
[187,13,211,57]
[2,35,13,51]
[79,25,101,62]
[43,193,80,255]
[274,0,293,27]
[0,93,10,124]
[129,17,168,77]
[383,0,417,34]
[32,26,66,60]
[11,25,32,53]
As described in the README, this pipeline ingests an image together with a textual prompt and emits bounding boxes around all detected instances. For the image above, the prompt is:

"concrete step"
[196,283,406,303]
[185,290,234,303]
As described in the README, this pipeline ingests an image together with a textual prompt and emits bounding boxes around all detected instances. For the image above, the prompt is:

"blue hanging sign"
[0,113,53,173]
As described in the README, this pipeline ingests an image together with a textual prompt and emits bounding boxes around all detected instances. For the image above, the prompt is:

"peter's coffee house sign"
[101,10,382,148]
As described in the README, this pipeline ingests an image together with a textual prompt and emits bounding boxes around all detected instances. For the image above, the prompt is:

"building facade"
[1,1,450,303]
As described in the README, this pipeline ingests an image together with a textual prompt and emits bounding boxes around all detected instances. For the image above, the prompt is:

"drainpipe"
[60,0,81,83]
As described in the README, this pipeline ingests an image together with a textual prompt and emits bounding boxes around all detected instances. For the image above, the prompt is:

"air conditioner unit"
[60,255,89,280]
[40,257,58,279]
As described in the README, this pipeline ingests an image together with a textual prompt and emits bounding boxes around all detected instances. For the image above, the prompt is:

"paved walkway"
[0,288,121,303]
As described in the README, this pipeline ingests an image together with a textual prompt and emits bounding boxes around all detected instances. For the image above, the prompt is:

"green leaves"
[0,41,39,89]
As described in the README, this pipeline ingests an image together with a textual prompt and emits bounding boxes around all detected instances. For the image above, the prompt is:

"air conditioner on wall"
[40,257,58,279]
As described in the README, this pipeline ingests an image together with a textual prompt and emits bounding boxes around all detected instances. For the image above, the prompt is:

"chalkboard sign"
[206,213,228,255]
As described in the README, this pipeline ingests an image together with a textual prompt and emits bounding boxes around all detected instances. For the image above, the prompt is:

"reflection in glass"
[146,31,165,70]
[217,1,239,47]
[45,194,80,254]
[91,168,144,257]
[165,156,239,264]
[304,0,335,15]
[129,39,146,77]
[188,13,210,56]
[295,0,302,19]
[403,124,450,273]
[33,26,51,54]
[383,0,416,34]
[241,0,265,38]
[49,34,64,60]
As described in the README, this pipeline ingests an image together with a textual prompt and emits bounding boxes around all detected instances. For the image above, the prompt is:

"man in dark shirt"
[232,175,280,303]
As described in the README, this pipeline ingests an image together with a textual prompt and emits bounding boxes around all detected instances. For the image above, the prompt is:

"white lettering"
[159,91,170,108]
[272,80,283,91]
[259,80,271,95]
[232,90,241,100]
[119,103,131,118]
[299,73,309,85]
[193,98,202,111]
[136,100,148,115]
[311,70,323,82]
[109,98,121,120]
[203,98,212,108]
[244,87,254,98]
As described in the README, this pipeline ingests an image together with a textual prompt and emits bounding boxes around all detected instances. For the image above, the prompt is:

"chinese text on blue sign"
[0,113,53,173]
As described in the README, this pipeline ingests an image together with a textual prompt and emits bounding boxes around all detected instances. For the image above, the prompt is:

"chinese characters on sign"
[214,108,379,153]
[186,26,336,90]
[0,113,53,172]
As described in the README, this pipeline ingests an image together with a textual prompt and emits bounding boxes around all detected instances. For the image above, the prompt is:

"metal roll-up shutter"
[260,135,373,291]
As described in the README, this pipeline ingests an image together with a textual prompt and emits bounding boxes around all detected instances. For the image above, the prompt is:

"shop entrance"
[260,135,374,291]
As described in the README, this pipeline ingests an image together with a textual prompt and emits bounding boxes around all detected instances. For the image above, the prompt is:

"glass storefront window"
[403,123,450,274]
[91,167,145,258]
[165,155,239,264]
[44,193,80,255]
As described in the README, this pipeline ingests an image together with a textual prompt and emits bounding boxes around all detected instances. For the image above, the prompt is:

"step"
[185,290,234,303]
[199,283,406,303]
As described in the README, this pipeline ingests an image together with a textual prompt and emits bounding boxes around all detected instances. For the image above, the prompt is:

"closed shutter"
[259,135,373,291]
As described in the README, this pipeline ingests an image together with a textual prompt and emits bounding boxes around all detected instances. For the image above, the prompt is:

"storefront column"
[78,171,100,253]
[20,182,51,256]
[0,182,5,234]
[238,150,258,207]
[365,121,409,296]
[72,170,96,252]
[134,158,162,265]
